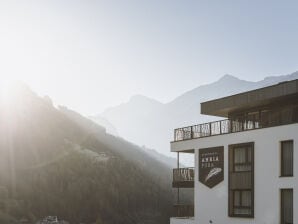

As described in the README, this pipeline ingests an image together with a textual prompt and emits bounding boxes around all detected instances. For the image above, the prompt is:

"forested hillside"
[0,84,174,224]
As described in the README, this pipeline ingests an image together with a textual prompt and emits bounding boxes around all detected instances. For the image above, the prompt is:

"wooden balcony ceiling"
[201,79,298,117]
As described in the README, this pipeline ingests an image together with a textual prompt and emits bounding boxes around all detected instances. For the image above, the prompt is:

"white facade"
[171,123,298,224]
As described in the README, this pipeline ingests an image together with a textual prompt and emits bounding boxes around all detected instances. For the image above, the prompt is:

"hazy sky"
[0,1,298,115]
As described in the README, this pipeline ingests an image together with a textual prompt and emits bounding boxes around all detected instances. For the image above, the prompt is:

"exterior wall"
[171,123,298,224]
[170,217,195,224]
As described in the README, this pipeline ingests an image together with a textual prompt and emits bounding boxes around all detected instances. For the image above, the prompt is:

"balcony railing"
[173,168,194,188]
[174,119,238,141]
[174,108,298,142]
[173,204,194,218]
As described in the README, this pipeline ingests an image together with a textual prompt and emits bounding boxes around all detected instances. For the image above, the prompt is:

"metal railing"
[174,114,296,142]
[174,119,237,141]
[173,204,194,218]
[173,167,195,182]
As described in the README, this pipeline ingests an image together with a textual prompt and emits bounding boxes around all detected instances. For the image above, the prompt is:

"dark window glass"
[229,142,254,218]
[233,146,252,172]
[232,190,252,215]
[294,105,298,122]
[281,108,293,124]
[281,141,293,177]
[281,189,293,224]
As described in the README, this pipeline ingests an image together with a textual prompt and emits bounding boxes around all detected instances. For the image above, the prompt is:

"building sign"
[199,146,224,188]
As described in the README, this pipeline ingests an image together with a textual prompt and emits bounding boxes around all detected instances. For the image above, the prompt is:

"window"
[246,111,260,129]
[233,146,252,172]
[229,142,254,217]
[281,189,293,224]
[281,140,293,177]
[281,108,293,124]
[233,190,252,215]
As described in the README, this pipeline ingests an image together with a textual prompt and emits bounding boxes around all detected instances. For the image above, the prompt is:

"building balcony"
[173,167,194,188]
[173,107,298,142]
[173,204,194,218]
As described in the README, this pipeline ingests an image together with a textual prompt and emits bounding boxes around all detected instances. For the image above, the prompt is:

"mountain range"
[97,71,298,158]
[1,71,297,223]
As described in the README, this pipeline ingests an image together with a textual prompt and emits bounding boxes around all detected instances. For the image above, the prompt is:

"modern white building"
[170,80,297,224]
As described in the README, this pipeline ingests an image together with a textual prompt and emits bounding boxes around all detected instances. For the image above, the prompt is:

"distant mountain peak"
[101,94,163,117]
[217,74,240,82]
[129,94,161,104]
[130,94,149,101]
[121,94,163,108]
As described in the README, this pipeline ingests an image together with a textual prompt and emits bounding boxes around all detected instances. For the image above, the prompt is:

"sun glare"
[0,80,11,98]
[0,80,18,107]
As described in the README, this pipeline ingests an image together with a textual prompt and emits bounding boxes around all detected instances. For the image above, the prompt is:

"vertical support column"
[177,152,180,205]
[259,110,262,128]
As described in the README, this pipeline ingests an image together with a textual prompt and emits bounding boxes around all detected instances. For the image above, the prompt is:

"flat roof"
[201,79,298,117]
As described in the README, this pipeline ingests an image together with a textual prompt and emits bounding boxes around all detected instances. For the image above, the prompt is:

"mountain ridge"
[0,85,175,224]
[98,71,298,159]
